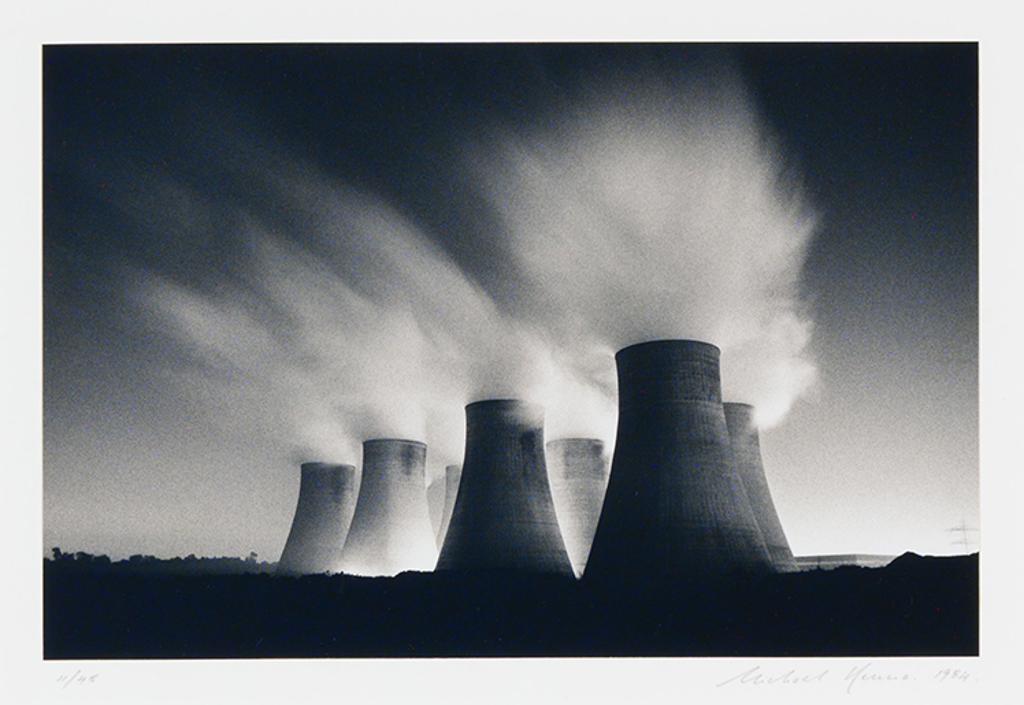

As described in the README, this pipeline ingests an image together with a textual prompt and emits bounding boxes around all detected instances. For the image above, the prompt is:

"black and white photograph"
[3,1,1021,703]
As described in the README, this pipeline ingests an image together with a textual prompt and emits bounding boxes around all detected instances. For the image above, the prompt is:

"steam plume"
[467,66,818,425]
[122,58,817,485]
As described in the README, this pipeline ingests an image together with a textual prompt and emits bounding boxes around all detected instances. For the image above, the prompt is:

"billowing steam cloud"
[468,67,818,426]
[123,60,817,483]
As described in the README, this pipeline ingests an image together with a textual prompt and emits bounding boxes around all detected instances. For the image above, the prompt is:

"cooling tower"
[436,400,574,575]
[435,464,462,547]
[427,475,445,538]
[585,340,772,582]
[277,462,358,576]
[338,439,438,577]
[724,402,799,572]
[547,439,609,578]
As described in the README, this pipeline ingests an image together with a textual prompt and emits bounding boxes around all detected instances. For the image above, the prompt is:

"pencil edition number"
[55,670,99,688]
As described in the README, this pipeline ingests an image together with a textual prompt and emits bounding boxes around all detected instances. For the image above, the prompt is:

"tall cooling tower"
[339,439,438,576]
[435,464,462,547]
[436,400,573,575]
[277,462,358,575]
[585,340,772,582]
[547,439,609,577]
[724,402,798,572]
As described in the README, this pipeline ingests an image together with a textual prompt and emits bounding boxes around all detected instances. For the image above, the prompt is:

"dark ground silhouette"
[43,552,977,659]
[46,547,277,575]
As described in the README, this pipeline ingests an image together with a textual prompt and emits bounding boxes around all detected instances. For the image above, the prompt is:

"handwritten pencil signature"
[716,662,975,693]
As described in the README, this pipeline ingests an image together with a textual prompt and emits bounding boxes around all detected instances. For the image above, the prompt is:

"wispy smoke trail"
[120,59,817,485]
[125,165,581,480]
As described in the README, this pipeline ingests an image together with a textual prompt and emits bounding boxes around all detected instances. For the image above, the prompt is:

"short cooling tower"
[585,340,772,582]
[277,462,358,575]
[338,439,438,577]
[427,475,446,538]
[547,439,609,577]
[436,400,574,575]
[435,464,462,547]
[724,402,799,572]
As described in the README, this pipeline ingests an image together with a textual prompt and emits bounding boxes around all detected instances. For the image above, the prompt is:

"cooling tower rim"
[723,401,756,411]
[362,438,427,448]
[299,461,356,473]
[616,339,720,359]
[465,398,541,412]
[464,399,544,422]
[546,437,606,447]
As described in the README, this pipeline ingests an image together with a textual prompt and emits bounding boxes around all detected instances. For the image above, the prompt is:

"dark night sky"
[43,43,977,559]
